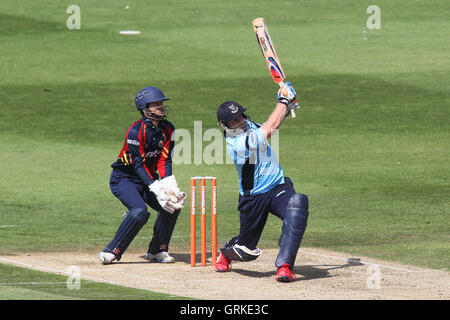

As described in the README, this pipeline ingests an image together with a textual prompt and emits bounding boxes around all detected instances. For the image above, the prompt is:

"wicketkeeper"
[215,82,309,282]
[98,86,186,265]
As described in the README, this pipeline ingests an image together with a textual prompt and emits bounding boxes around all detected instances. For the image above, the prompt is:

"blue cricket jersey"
[226,120,285,196]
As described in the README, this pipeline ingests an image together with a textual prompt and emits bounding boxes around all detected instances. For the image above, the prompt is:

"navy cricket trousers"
[107,169,180,255]
[236,177,297,249]
[109,169,160,213]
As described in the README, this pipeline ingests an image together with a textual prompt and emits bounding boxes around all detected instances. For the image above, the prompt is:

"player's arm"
[260,81,298,139]
[260,102,288,139]
[126,126,156,186]
[157,123,174,179]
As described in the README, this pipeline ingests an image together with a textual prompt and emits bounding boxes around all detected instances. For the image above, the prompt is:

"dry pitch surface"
[1,248,448,300]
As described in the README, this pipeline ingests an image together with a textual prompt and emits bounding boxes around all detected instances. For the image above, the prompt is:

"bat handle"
[290,108,297,119]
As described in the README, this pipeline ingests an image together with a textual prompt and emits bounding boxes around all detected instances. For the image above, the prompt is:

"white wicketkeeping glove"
[149,180,176,214]
[160,175,187,210]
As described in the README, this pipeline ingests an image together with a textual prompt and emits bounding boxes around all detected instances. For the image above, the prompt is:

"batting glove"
[277,81,297,106]
[278,81,300,117]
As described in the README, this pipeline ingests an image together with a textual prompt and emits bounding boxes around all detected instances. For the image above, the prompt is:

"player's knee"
[288,193,308,211]
[128,207,150,224]
[284,193,309,233]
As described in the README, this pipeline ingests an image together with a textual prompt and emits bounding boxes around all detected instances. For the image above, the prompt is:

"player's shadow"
[105,254,187,265]
[231,258,364,281]
[110,256,150,265]
[161,253,365,281]
[172,252,208,264]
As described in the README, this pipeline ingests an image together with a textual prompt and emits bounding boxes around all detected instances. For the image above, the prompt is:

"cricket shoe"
[144,251,175,263]
[275,264,296,282]
[97,252,117,265]
[214,252,231,272]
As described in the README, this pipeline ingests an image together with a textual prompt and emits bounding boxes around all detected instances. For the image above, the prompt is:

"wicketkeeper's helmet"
[135,86,169,110]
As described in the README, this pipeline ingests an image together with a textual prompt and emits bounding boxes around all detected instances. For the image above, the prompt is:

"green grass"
[0,0,449,299]
[0,263,190,299]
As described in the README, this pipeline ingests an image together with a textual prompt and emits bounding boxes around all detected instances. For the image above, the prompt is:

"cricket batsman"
[214,82,309,282]
[98,86,186,265]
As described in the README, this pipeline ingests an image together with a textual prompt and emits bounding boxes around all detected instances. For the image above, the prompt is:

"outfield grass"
[0,263,190,299]
[0,0,449,296]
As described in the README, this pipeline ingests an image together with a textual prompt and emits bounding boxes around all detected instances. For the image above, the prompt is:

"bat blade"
[252,17,296,118]
[268,57,284,83]
[252,18,285,83]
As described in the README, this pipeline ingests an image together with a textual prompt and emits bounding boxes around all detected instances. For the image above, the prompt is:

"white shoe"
[144,251,175,263]
[97,252,117,265]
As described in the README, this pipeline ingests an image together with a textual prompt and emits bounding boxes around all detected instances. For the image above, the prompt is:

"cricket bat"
[252,17,298,119]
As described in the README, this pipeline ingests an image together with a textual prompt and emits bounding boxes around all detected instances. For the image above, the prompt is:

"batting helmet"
[135,87,169,111]
[216,101,247,124]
